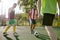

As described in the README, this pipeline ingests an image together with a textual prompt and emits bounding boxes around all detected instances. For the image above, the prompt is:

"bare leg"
[32,24,35,29]
[30,24,35,34]
[45,26,57,40]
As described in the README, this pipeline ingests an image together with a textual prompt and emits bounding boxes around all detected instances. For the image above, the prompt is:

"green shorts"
[9,19,15,25]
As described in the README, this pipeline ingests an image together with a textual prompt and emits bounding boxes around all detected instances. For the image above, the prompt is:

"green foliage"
[18,0,37,13]
[15,13,29,26]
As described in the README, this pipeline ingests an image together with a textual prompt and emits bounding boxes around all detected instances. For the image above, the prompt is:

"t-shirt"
[29,9,37,19]
[8,7,15,19]
[42,0,57,14]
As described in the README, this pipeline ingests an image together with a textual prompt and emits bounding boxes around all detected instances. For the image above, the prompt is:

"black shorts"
[31,19,36,24]
[42,13,55,26]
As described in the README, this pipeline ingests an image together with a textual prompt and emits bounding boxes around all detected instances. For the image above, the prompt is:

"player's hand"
[37,15,43,19]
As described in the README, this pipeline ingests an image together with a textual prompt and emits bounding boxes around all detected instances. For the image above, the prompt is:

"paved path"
[0,26,60,40]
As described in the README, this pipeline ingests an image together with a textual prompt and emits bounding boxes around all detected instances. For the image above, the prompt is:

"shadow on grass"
[14,34,20,40]
[57,38,60,40]
[35,33,50,40]
[3,35,13,40]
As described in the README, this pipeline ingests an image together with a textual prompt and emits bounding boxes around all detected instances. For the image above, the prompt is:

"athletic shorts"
[30,19,36,24]
[9,19,15,25]
[42,13,55,26]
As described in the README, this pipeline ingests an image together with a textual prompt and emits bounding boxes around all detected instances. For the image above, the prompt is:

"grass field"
[0,26,60,40]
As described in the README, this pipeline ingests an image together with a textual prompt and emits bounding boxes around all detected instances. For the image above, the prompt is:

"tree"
[15,14,22,26]
[18,0,37,13]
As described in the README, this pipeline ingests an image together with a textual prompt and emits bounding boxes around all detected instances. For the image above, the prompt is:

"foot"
[31,29,34,34]
[3,32,8,35]
[13,32,18,36]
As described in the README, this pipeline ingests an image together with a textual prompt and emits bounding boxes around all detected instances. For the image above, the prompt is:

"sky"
[0,0,24,18]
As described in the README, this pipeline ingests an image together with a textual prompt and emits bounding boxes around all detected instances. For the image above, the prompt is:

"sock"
[13,26,16,33]
[4,26,10,33]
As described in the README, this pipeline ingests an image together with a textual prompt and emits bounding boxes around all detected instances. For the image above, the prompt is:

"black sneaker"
[31,29,34,34]
[13,32,18,36]
[3,32,8,35]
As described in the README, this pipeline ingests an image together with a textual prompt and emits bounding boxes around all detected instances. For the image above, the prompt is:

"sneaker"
[31,29,34,34]
[3,32,8,35]
[13,32,18,36]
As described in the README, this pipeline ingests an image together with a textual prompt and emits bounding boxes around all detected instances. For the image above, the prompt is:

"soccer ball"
[34,31,39,37]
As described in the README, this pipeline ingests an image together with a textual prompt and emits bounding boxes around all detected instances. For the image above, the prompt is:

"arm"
[37,0,42,19]
[37,0,41,15]
[58,0,60,8]
[57,0,60,20]
[29,10,31,19]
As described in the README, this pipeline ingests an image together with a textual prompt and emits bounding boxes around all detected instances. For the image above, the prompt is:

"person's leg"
[30,19,36,34]
[30,19,33,30]
[12,19,17,34]
[13,25,17,36]
[31,24,35,30]
[3,19,12,34]
[13,25,16,33]
[32,24,35,30]
[31,24,35,33]
[30,24,34,34]
[30,19,33,33]
[42,13,57,40]
[45,26,57,40]
[3,26,11,34]
[32,19,36,29]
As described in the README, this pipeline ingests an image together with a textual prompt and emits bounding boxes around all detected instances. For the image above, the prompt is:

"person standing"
[41,0,58,40]
[29,5,37,34]
[3,3,17,35]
